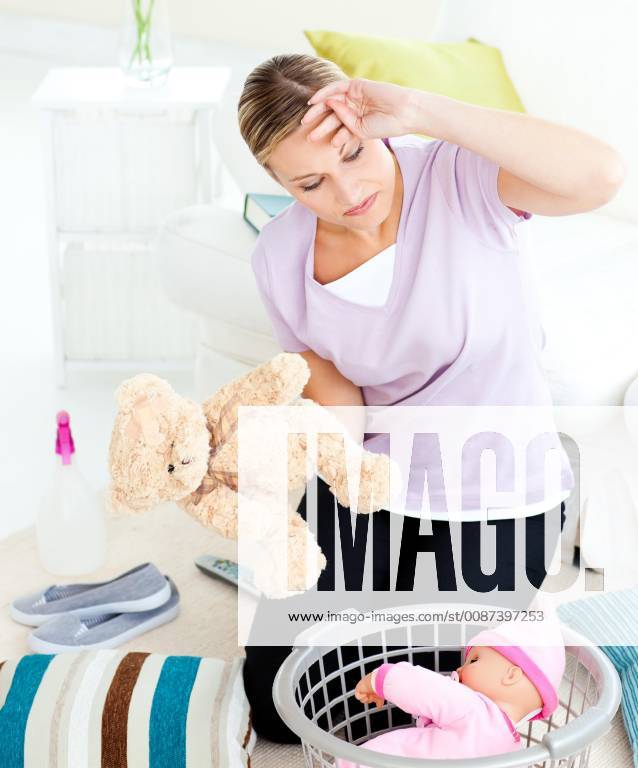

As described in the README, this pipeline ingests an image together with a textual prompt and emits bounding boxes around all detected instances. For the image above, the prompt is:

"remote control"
[194,555,261,598]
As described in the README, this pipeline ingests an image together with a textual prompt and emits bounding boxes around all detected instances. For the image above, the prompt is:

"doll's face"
[455,646,538,705]
[457,647,503,694]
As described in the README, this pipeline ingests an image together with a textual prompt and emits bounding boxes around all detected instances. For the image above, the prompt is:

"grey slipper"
[28,577,180,653]
[10,562,171,626]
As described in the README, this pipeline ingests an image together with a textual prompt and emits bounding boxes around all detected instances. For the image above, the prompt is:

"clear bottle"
[36,411,107,575]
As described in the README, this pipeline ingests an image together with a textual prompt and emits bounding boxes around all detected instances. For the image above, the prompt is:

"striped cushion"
[0,650,255,767]
[557,588,638,765]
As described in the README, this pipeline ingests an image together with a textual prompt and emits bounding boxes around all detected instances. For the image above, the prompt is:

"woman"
[237,54,625,743]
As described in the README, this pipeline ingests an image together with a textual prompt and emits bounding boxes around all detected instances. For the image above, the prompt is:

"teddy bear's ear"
[114,373,174,411]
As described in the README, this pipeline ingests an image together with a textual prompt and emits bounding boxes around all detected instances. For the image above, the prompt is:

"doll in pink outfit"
[335,619,566,765]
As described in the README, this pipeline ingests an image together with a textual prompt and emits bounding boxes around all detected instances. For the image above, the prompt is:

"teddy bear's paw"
[286,523,327,593]
[269,352,311,399]
[356,453,403,513]
[250,522,327,599]
[252,551,309,599]
[333,487,352,509]
[264,549,325,598]
[223,494,283,543]
[211,511,239,539]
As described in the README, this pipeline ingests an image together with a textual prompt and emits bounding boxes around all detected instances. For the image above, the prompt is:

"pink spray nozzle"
[55,410,75,465]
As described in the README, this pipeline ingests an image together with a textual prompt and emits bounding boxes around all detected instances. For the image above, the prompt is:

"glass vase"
[118,0,174,86]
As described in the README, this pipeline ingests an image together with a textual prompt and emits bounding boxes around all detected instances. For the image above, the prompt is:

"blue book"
[243,192,294,233]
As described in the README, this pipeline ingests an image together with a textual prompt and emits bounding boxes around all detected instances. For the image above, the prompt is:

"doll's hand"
[354,670,384,709]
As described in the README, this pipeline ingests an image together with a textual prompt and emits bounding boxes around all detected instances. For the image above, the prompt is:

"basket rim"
[272,621,622,767]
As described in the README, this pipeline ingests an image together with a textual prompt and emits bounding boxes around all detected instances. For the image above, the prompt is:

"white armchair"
[156,42,296,397]
[157,202,277,393]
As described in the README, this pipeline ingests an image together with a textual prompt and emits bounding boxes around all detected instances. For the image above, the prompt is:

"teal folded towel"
[558,587,638,767]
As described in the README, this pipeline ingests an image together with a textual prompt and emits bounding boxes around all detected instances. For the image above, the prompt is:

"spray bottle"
[36,410,107,575]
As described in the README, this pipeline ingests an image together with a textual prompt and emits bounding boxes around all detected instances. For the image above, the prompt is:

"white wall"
[0,0,444,50]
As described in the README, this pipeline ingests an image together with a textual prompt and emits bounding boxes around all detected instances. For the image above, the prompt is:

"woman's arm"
[302,79,625,215]
[297,350,366,444]
[405,89,626,215]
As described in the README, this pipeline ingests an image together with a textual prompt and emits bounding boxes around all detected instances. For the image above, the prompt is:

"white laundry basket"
[273,605,621,768]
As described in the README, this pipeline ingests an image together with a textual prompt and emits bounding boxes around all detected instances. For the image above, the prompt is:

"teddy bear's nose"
[167,464,175,474]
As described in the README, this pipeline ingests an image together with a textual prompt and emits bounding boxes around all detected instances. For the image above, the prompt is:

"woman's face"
[266,116,397,232]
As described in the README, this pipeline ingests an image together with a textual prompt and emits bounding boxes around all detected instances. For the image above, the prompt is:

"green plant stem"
[126,0,157,71]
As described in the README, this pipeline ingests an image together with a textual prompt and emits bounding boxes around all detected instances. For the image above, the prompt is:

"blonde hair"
[237,53,348,172]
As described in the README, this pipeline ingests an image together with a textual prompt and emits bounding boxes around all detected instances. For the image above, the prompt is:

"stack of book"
[243,192,294,233]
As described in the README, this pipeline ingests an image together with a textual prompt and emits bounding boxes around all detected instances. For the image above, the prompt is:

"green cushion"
[304,30,526,140]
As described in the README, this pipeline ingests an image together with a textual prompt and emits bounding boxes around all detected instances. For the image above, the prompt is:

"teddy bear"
[108,352,399,598]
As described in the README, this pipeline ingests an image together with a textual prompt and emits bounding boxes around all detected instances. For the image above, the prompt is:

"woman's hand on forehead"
[300,77,416,149]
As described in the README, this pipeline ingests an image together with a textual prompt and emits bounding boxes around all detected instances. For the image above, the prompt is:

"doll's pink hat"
[465,618,566,720]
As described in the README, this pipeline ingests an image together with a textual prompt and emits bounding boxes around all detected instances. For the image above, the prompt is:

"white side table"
[31,66,231,387]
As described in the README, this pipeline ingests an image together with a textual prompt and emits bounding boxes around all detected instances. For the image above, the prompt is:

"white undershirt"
[321,243,395,306]
[321,244,571,520]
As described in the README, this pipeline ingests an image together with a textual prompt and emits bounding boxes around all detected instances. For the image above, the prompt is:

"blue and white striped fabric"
[0,651,255,768]
[557,587,638,767]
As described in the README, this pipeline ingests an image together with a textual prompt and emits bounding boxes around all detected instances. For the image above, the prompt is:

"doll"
[336,619,565,764]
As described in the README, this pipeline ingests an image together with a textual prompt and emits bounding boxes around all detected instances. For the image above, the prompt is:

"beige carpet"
[0,503,631,768]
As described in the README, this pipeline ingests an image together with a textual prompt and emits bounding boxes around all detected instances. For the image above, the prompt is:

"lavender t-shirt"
[250,135,575,517]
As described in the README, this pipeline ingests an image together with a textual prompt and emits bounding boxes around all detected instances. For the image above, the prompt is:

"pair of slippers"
[9,562,179,653]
